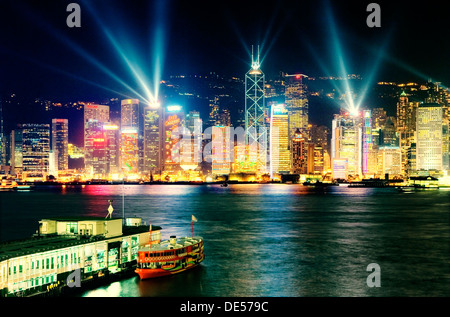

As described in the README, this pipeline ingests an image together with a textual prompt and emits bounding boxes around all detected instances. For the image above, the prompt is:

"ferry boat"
[135,236,204,279]
[0,179,32,191]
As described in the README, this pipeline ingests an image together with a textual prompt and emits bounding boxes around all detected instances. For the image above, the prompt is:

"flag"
[191,215,198,223]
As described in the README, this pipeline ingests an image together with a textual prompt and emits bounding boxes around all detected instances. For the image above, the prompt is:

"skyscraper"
[9,129,23,175]
[331,113,362,179]
[416,103,443,171]
[270,104,290,176]
[284,74,309,137]
[211,126,231,176]
[121,99,140,129]
[377,146,402,178]
[361,110,373,177]
[291,128,307,175]
[52,119,69,172]
[121,99,140,175]
[143,105,162,175]
[245,46,267,174]
[84,104,110,176]
[396,91,420,175]
[163,105,184,174]
[103,123,120,175]
[21,124,50,175]
[181,111,202,171]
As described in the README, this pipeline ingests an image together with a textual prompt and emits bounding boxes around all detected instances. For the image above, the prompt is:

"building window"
[66,222,78,234]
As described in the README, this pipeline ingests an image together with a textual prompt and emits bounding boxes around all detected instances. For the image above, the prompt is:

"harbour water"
[1,184,449,297]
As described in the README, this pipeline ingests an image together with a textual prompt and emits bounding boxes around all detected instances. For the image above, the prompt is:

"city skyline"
[1,0,449,182]
[2,0,450,302]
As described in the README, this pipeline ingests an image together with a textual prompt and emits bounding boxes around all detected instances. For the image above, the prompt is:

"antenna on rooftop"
[251,45,261,70]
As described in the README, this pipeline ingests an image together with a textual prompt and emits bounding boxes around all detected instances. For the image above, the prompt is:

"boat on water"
[397,186,415,192]
[0,180,32,191]
[135,236,204,279]
[303,181,338,187]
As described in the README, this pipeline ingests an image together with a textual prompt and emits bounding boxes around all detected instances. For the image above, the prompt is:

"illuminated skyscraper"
[84,104,110,176]
[84,103,110,123]
[181,111,202,171]
[377,146,402,178]
[270,104,290,176]
[211,126,231,176]
[291,128,307,174]
[121,99,140,129]
[85,121,108,176]
[103,124,120,175]
[245,46,267,174]
[52,119,69,172]
[361,110,374,177]
[396,91,420,175]
[143,105,162,175]
[10,129,23,175]
[21,124,50,175]
[309,124,331,173]
[164,105,184,173]
[331,113,362,179]
[416,103,443,171]
[284,74,309,137]
[121,99,140,175]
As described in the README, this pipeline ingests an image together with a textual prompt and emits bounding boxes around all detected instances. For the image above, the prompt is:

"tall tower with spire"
[0,98,4,166]
[245,45,267,174]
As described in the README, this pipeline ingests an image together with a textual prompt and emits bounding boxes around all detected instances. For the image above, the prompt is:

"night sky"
[1,0,449,101]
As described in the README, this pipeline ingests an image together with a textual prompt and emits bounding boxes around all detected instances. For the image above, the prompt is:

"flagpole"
[191,215,197,237]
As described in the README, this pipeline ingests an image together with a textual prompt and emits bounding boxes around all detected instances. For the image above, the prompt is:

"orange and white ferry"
[135,235,204,279]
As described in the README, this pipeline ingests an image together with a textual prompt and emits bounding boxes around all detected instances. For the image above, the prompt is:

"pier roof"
[0,224,161,262]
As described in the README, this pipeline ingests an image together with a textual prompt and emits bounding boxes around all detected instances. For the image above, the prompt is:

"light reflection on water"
[1,184,449,296]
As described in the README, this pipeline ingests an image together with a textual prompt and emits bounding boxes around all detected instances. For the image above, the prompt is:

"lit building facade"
[181,111,202,171]
[163,106,184,174]
[245,46,267,174]
[284,74,309,137]
[84,104,110,176]
[51,119,69,173]
[85,121,108,177]
[103,124,120,176]
[416,103,443,171]
[21,124,50,175]
[361,110,375,177]
[331,113,362,179]
[377,146,402,178]
[211,126,231,176]
[9,129,23,175]
[143,106,162,175]
[291,128,307,174]
[120,129,139,175]
[121,99,140,175]
[270,104,290,176]
[396,91,420,176]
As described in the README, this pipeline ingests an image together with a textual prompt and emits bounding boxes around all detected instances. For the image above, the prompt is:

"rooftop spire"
[251,45,260,70]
